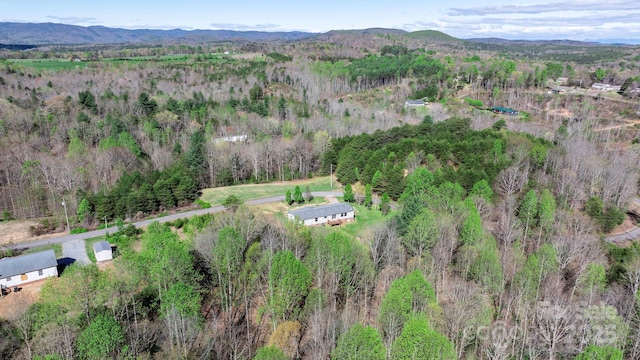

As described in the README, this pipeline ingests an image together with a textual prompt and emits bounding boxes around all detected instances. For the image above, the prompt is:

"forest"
[1,29,640,359]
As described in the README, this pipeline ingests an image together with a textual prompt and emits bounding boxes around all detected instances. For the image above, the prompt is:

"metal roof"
[491,106,518,113]
[93,241,112,252]
[0,249,57,279]
[288,203,354,221]
[405,99,425,105]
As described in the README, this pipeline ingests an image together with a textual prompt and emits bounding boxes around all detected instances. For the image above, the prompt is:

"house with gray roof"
[0,249,58,288]
[405,99,426,107]
[93,241,113,262]
[288,203,355,226]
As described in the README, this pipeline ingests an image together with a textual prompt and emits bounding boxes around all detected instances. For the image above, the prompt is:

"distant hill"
[466,37,603,46]
[322,28,408,36]
[405,30,463,44]
[0,22,316,45]
[311,28,408,42]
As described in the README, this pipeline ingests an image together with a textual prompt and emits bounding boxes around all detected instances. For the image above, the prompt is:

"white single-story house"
[405,99,426,107]
[288,203,355,226]
[0,249,58,288]
[215,135,248,143]
[591,83,621,92]
[93,241,113,262]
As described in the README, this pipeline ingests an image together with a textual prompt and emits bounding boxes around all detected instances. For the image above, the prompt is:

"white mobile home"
[288,203,355,226]
[0,249,58,288]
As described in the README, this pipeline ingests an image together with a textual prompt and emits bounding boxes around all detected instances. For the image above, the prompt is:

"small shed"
[93,241,113,262]
[288,203,355,226]
[0,249,58,288]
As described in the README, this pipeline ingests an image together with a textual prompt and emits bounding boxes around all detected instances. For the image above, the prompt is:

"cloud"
[474,12,640,27]
[402,1,640,41]
[46,16,100,24]
[448,0,639,16]
[402,11,640,41]
[209,23,281,31]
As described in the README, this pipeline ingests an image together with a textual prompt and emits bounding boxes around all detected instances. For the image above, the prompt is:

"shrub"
[196,198,211,209]
[464,97,484,108]
[2,210,13,221]
[222,195,243,212]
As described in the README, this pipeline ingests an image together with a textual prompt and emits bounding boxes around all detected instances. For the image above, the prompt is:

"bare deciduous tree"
[366,220,403,271]
[494,163,529,198]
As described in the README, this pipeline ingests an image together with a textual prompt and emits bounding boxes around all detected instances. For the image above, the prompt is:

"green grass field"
[8,59,89,71]
[6,52,261,71]
[200,176,337,206]
[23,244,62,258]
[335,202,396,239]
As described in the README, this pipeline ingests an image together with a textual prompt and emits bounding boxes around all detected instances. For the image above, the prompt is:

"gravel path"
[61,239,91,265]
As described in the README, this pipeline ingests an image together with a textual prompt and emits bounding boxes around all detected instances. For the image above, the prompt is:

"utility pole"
[61,198,70,234]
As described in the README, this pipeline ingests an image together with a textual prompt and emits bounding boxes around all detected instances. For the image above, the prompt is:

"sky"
[3,0,640,42]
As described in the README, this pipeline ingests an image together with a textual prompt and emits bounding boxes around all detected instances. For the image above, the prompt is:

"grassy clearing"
[22,244,62,258]
[253,196,331,220]
[254,196,394,242]
[336,203,396,239]
[8,59,88,71]
[200,176,336,206]
[7,52,261,71]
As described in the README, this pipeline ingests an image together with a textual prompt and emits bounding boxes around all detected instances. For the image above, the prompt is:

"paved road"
[605,197,640,243]
[11,191,343,251]
[606,228,640,243]
[61,239,91,265]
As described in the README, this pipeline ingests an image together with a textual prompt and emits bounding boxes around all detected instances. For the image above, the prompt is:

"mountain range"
[0,22,315,45]
[0,22,636,47]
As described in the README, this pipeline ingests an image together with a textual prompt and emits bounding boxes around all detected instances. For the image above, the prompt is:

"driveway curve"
[606,229,640,243]
[605,197,640,243]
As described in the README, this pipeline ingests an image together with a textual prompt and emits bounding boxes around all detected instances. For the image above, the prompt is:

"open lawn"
[200,176,336,205]
[8,58,88,71]
[253,196,332,219]
[7,52,263,71]
[253,197,395,241]
[22,243,62,258]
[336,202,396,239]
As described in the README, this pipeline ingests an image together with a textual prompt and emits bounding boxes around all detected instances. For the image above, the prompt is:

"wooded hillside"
[1,31,640,360]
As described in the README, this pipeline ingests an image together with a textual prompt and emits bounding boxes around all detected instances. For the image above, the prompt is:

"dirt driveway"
[0,280,44,321]
[61,239,90,265]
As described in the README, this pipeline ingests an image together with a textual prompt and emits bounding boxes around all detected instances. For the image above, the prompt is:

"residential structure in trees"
[288,203,355,226]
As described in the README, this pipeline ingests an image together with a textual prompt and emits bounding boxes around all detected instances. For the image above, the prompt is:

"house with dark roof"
[93,241,113,262]
[288,203,355,226]
[491,106,519,115]
[0,249,58,288]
